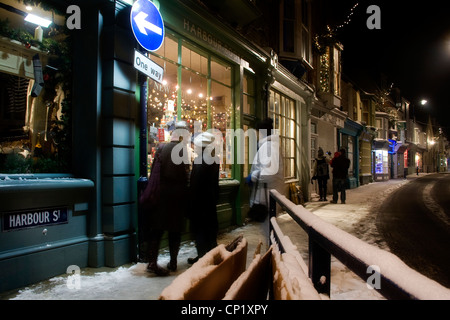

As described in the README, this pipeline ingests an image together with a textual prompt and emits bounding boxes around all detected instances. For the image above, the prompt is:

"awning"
[395,144,409,154]
[372,139,389,150]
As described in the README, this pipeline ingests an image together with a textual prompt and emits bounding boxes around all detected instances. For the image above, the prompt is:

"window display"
[0,2,70,173]
[147,33,233,178]
[374,149,388,174]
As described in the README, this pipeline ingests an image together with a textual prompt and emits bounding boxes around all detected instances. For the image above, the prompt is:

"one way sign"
[130,0,165,52]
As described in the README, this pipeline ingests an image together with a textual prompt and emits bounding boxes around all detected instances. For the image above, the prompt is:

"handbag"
[139,144,164,209]
[248,172,268,222]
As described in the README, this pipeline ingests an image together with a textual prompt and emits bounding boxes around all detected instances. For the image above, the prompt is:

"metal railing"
[268,189,450,300]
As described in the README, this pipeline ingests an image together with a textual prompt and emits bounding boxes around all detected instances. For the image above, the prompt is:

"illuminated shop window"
[269,89,297,180]
[374,149,388,174]
[0,2,70,173]
[148,33,233,179]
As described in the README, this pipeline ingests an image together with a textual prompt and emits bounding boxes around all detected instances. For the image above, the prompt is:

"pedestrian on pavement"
[313,147,330,201]
[330,147,350,204]
[187,132,220,264]
[249,118,284,243]
[146,121,190,275]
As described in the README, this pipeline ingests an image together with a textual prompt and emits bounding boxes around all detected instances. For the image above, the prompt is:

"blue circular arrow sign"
[130,0,164,52]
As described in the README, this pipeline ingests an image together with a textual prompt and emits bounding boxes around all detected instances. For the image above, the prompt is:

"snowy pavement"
[0,175,428,300]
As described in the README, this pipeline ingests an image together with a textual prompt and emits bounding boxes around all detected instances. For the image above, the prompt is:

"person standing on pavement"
[187,132,220,264]
[330,147,350,204]
[249,118,285,242]
[313,147,330,201]
[147,121,190,275]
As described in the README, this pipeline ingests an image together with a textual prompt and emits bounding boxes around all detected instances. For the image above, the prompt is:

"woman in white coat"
[249,118,285,242]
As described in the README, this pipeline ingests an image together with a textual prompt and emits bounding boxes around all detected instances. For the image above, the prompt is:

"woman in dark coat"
[187,132,220,264]
[146,122,190,275]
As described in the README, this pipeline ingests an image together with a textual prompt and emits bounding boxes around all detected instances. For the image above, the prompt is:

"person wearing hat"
[146,120,190,275]
[187,131,220,264]
[249,118,285,243]
[312,147,330,201]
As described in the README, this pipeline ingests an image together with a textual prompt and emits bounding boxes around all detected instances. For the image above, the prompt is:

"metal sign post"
[130,0,165,261]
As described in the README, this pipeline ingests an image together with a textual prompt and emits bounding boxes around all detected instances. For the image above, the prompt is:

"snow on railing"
[269,189,450,300]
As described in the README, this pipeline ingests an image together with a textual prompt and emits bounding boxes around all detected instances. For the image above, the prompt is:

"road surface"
[377,173,450,288]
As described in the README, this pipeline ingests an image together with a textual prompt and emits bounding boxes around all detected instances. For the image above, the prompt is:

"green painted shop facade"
[0,0,314,292]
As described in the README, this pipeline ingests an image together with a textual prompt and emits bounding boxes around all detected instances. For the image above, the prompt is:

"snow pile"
[159,237,247,300]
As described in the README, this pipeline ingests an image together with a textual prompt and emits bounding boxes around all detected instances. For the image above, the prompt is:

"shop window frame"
[148,30,236,180]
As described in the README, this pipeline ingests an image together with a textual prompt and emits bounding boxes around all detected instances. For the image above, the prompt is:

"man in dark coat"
[146,122,190,275]
[330,148,350,204]
[187,132,220,264]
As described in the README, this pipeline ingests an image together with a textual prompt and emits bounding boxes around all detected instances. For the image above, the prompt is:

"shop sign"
[130,0,165,52]
[157,128,165,142]
[2,207,68,232]
[134,50,164,83]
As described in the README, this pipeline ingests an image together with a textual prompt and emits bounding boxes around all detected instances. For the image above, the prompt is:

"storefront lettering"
[2,207,68,232]
[183,19,241,64]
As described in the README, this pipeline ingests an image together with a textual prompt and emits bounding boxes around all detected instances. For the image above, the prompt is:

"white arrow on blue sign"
[130,0,165,52]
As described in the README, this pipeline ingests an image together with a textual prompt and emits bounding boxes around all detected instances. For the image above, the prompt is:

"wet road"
[377,173,450,289]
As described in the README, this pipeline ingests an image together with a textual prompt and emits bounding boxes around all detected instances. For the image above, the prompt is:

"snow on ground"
[0,176,425,300]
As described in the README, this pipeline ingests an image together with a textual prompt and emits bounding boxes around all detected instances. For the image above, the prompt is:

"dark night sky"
[323,0,450,137]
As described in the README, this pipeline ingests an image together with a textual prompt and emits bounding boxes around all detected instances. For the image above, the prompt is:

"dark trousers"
[195,230,218,258]
[317,177,328,199]
[147,229,181,263]
[332,178,347,203]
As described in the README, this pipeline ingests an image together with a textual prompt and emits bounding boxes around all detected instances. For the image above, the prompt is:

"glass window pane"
[181,43,208,76]
[154,34,178,63]
[243,73,255,96]
[243,94,255,115]
[211,58,231,86]
[181,68,208,130]
[148,60,178,131]
[211,81,231,132]
[211,80,232,178]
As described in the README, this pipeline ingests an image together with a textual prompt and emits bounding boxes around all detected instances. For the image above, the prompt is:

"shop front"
[0,0,96,292]
[338,118,362,189]
[359,127,376,185]
[372,139,390,181]
[0,0,308,292]
[149,0,280,235]
[1,0,291,292]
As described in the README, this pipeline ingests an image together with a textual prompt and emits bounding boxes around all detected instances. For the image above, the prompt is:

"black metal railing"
[268,189,450,300]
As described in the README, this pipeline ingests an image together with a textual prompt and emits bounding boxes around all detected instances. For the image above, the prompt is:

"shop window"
[269,89,297,180]
[374,149,388,175]
[0,2,71,174]
[243,72,255,115]
[148,33,234,179]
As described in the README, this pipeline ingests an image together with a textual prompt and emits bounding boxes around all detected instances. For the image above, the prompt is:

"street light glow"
[421,99,428,105]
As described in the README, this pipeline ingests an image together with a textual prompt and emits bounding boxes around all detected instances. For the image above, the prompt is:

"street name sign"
[134,50,164,83]
[2,207,68,232]
[130,0,165,52]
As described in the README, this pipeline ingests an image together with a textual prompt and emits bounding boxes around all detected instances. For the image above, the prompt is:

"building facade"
[0,0,318,292]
